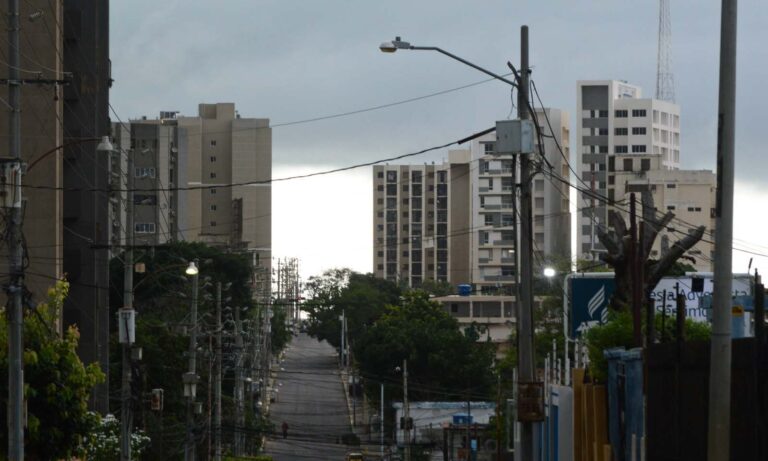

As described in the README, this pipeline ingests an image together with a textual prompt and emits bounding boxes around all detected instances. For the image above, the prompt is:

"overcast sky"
[110,0,768,279]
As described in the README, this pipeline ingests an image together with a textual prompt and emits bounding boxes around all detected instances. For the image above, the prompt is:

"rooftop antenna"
[655,0,675,102]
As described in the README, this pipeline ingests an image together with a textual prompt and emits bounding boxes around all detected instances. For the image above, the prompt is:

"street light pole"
[379,28,539,459]
[120,145,135,461]
[215,282,223,461]
[517,26,536,461]
[403,359,410,461]
[184,260,200,461]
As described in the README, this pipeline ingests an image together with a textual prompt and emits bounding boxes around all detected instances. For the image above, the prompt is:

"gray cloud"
[111,0,767,180]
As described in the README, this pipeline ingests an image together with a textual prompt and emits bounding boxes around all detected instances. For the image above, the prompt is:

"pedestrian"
[281,421,289,439]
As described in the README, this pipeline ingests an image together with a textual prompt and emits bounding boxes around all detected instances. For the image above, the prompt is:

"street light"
[379,30,539,460]
[543,267,557,278]
[186,261,199,275]
[378,36,519,88]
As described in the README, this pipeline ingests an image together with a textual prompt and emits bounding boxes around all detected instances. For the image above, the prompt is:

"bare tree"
[596,191,705,312]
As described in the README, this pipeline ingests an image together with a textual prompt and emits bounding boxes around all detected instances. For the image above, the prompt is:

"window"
[210,204,217,211]
[615,128,628,136]
[483,142,496,154]
[608,175,615,185]
[210,221,217,227]
[387,171,397,182]
[479,231,489,245]
[631,109,647,117]
[632,127,647,135]
[666,183,676,189]
[667,205,676,210]
[641,159,651,171]
[598,110,609,118]
[615,145,628,153]
[377,171,384,179]
[438,171,447,183]
[210,156,217,162]
[615,110,628,118]
[134,167,156,178]
[135,222,156,234]
[210,172,217,179]
[411,171,422,183]
[599,145,609,153]
[484,214,494,226]
[631,145,647,153]
[598,128,609,136]
[210,140,216,147]
[623,159,633,171]
[210,188,217,194]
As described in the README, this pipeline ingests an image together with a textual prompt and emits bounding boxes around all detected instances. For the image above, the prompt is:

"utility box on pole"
[495,120,535,155]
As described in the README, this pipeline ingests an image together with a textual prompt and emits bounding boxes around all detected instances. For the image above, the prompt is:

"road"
[263,333,353,460]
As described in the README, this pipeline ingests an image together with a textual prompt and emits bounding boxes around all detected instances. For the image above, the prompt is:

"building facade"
[576,80,711,270]
[110,103,272,281]
[372,107,570,292]
[372,154,471,287]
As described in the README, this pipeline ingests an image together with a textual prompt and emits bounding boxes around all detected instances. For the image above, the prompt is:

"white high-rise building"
[577,80,713,270]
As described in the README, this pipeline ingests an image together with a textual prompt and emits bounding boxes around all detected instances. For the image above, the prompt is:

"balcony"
[493,240,514,246]
[483,275,515,282]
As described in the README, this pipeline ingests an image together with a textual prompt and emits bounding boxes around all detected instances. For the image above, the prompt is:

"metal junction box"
[495,119,535,155]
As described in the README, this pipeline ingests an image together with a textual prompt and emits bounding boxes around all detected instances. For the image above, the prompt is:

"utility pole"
[380,383,385,460]
[184,261,199,461]
[517,24,536,461]
[120,146,136,461]
[403,359,410,461]
[707,1,738,458]
[6,1,24,458]
[234,304,245,456]
[215,282,222,461]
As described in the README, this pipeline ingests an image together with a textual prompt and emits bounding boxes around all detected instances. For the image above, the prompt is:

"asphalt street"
[264,333,353,460]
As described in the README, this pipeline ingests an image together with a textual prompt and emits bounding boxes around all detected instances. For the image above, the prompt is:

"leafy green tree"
[0,280,105,460]
[304,269,400,352]
[354,291,495,402]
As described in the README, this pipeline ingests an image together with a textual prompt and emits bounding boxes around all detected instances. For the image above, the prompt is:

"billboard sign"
[567,273,751,338]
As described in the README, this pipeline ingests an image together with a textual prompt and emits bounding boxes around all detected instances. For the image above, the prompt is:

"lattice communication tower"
[655,0,675,102]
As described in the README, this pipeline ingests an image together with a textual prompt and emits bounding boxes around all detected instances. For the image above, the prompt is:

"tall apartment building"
[0,0,112,412]
[372,153,471,286]
[110,103,272,279]
[372,107,570,291]
[577,80,713,270]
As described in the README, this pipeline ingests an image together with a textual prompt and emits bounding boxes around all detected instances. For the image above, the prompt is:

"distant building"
[110,103,272,282]
[432,294,515,356]
[576,80,713,269]
[372,107,570,292]
[372,157,470,287]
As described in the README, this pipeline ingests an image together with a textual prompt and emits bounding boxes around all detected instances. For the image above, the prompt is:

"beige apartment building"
[611,154,715,270]
[372,154,471,286]
[111,103,272,275]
